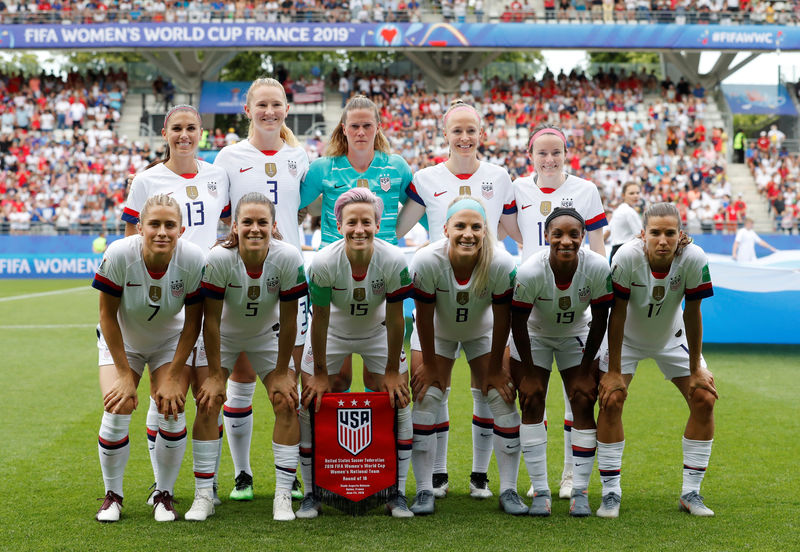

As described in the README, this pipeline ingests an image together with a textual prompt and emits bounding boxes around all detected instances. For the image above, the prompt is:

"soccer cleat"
[386,493,414,518]
[184,488,215,521]
[432,473,449,499]
[96,491,123,522]
[295,494,321,519]
[680,491,715,517]
[229,471,254,501]
[569,488,591,517]
[145,482,157,506]
[410,490,435,515]
[499,489,528,516]
[212,483,222,506]
[596,492,621,518]
[559,469,574,500]
[291,477,304,501]
[273,490,296,521]
[469,472,493,499]
[526,484,535,498]
[528,489,552,517]
[152,490,178,522]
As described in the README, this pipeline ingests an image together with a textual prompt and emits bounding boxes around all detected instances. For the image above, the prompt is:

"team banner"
[311,392,397,515]
[721,83,798,116]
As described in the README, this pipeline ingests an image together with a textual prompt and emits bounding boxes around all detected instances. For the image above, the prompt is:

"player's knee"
[271,393,294,417]
[690,388,716,414]
[105,405,135,416]
[568,384,597,415]
[603,391,627,415]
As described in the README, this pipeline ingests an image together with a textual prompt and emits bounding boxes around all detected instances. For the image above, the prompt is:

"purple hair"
[333,187,384,226]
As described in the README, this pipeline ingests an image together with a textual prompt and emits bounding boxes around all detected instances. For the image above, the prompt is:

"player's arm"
[683,298,718,399]
[410,298,438,401]
[98,292,138,414]
[581,301,610,372]
[499,213,523,243]
[190,297,227,415]
[483,299,513,402]
[157,300,204,418]
[587,228,606,257]
[383,300,410,408]
[396,200,425,238]
[270,298,299,410]
[125,222,137,237]
[731,238,739,260]
[598,296,627,409]
[303,303,331,413]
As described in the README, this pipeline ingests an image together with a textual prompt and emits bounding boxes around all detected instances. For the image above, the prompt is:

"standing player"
[297,189,414,519]
[122,104,230,506]
[213,77,310,501]
[606,182,643,263]
[409,197,525,516]
[199,192,308,521]
[509,208,612,517]
[732,217,777,263]
[513,124,608,500]
[396,99,522,499]
[597,202,718,518]
[93,194,206,522]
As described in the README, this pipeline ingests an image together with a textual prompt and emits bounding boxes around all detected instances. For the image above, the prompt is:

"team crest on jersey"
[371,278,385,296]
[578,286,591,302]
[170,279,185,297]
[561,197,574,209]
[248,286,261,300]
[356,179,369,188]
[669,275,682,291]
[353,287,366,302]
[380,175,391,192]
[186,186,199,200]
[652,286,665,301]
[337,408,371,456]
[149,286,162,302]
[540,201,552,216]
[558,296,571,310]
[266,277,280,294]
[459,185,471,196]
[457,291,469,305]
[288,160,297,177]
[265,163,277,177]
[481,182,494,200]
[207,181,218,198]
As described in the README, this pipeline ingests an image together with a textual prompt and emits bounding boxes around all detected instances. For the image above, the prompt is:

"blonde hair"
[445,195,495,294]
[245,77,299,148]
[325,95,390,157]
[442,98,481,128]
[140,193,182,225]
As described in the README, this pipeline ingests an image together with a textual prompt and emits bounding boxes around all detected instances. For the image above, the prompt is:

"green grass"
[1,279,798,551]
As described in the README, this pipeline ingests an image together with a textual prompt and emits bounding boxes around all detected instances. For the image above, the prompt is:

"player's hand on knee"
[302,374,331,413]
[410,363,436,402]
[270,372,299,411]
[104,376,138,414]
[598,371,627,410]
[482,372,515,404]
[382,371,410,409]
[689,367,718,400]
[196,376,226,416]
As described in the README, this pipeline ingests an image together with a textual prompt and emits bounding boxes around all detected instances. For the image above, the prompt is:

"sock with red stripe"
[273,442,299,493]
[433,387,450,476]
[193,439,218,490]
[298,407,312,492]
[156,412,187,495]
[562,383,574,473]
[571,428,597,491]
[396,405,412,496]
[682,437,712,495]
[520,422,549,493]
[98,412,131,496]
[471,388,494,474]
[486,388,521,493]
[223,380,256,478]
[146,397,159,484]
[411,386,444,493]
[597,440,624,498]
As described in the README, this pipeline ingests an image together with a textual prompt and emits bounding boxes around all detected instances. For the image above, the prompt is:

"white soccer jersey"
[611,240,713,351]
[407,161,517,241]
[609,202,643,246]
[214,140,309,252]
[122,160,231,252]
[411,238,516,342]
[92,235,205,354]
[201,239,307,348]
[307,238,412,339]
[514,174,607,261]
[512,248,613,337]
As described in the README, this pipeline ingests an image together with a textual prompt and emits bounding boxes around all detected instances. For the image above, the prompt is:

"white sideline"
[0,286,89,303]
[0,324,94,329]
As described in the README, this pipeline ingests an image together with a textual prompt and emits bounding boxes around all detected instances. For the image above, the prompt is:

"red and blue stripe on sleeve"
[386,283,412,303]
[685,282,713,301]
[92,273,123,297]
[502,199,517,215]
[405,182,426,207]
[492,287,513,304]
[201,281,225,300]
[185,287,203,305]
[121,207,140,224]
[612,281,630,300]
[280,281,309,302]
[585,212,608,231]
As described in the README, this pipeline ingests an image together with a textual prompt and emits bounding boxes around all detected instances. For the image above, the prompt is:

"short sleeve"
[201,247,229,300]
[584,185,608,231]
[121,174,148,224]
[684,246,713,301]
[511,264,537,311]
[385,248,412,303]
[499,170,517,215]
[308,251,332,307]
[589,258,614,306]
[394,155,413,205]
[184,248,205,305]
[610,250,632,300]
[490,252,515,303]
[300,157,327,209]
[92,242,125,297]
[280,248,308,302]
[410,247,437,303]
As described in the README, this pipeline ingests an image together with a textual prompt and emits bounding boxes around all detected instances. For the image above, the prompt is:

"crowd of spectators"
[746,126,800,234]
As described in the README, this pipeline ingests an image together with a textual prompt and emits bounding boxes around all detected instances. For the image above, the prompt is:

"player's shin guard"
[411,386,444,493]
[682,437,712,495]
[298,407,313,492]
[98,412,132,496]
[155,412,187,494]
[520,422,548,493]
[396,405,412,496]
[571,429,597,491]
[273,442,299,493]
[562,383,574,474]
[223,380,256,477]
[486,388,521,493]
[146,397,159,483]
[433,387,450,476]
[597,440,624,498]
[193,439,218,490]
[471,388,494,473]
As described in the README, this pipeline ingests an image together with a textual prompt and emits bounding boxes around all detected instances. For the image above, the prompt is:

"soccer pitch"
[1,279,797,551]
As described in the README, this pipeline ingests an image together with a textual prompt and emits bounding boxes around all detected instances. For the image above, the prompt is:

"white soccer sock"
[193,439,218,490]
[146,397,159,483]
[571,429,597,492]
[562,382,574,474]
[223,380,256,477]
[298,407,313,493]
[520,422,549,493]
[597,440,625,497]
[155,412,187,495]
[486,388,521,493]
[682,437,713,495]
[98,412,132,496]
[411,386,444,493]
[214,412,223,489]
[396,405,412,496]
[471,388,494,474]
[273,442,299,493]
[433,387,450,475]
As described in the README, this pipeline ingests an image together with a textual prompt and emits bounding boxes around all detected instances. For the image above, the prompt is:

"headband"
[443,103,481,126]
[446,198,487,222]
[544,207,585,231]
[163,104,200,129]
[528,128,567,150]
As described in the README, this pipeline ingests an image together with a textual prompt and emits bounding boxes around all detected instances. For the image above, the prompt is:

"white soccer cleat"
[526,484,535,498]
[96,491,123,522]
[680,491,714,517]
[431,473,449,499]
[559,470,574,500]
[596,492,621,518]
[153,490,178,522]
[145,482,157,506]
[185,488,215,521]
[469,472,493,499]
[273,490,296,521]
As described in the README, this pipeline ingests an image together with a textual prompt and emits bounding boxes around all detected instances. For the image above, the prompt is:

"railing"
[0,220,126,236]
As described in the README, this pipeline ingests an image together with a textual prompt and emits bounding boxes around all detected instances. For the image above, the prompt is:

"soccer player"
[513,124,607,500]
[93,194,206,523]
[607,182,643,263]
[199,192,308,521]
[396,99,522,500]
[213,77,310,501]
[121,104,231,506]
[732,217,777,263]
[509,208,612,517]
[297,189,414,519]
[597,202,718,518]
[409,196,525,516]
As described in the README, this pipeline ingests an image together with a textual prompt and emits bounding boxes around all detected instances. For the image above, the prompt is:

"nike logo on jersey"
[631,283,646,287]
[435,287,449,293]
[434,191,447,197]
[228,284,242,288]
[126,282,142,287]
[521,204,532,210]
[537,296,552,301]
[332,286,347,291]
[239,167,253,173]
